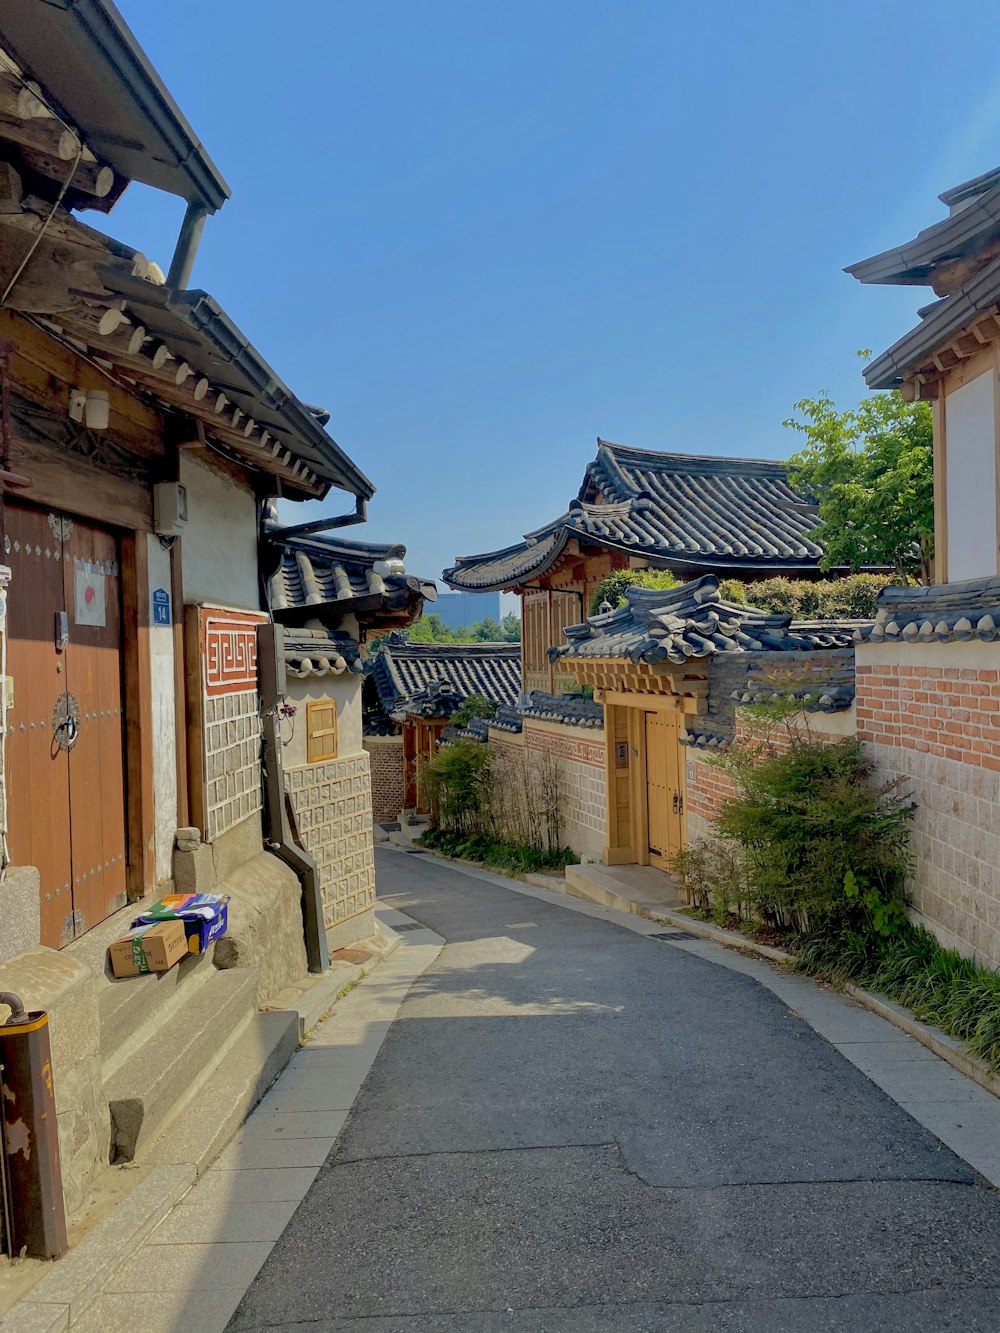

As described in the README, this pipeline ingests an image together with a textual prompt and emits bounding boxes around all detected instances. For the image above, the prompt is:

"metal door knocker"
[52,693,80,752]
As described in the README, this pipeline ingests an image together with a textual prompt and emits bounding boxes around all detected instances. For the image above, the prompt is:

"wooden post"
[170,539,189,828]
[120,532,155,899]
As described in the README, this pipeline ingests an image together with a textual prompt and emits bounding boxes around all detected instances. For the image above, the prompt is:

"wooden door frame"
[597,693,687,869]
[120,530,156,901]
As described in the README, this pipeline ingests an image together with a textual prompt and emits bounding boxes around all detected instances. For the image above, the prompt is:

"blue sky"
[109,1,1000,591]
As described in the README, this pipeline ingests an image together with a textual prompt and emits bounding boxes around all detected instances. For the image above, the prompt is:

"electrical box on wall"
[153,482,188,536]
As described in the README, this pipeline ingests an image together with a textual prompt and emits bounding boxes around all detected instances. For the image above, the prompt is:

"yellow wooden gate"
[644,710,684,869]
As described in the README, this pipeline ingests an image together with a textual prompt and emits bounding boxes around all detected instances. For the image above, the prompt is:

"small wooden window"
[306,701,338,762]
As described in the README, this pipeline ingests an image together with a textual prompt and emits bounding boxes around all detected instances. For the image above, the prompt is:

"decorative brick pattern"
[857,654,1000,966]
[202,610,264,696]
[364,736,405,821]
[287,753,375,930]
[204,688,262,842]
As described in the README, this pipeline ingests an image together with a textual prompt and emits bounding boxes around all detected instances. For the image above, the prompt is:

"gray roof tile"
[368,638,521,716]
[552,575,859,665]
[444,440,824,590]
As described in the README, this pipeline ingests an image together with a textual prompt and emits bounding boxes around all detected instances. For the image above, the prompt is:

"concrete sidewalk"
[54,908,444,1333]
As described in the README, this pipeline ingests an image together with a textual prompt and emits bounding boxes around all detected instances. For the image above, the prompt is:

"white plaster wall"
[945,370,997,580]
[147,535,177,885]
[180,453,260,609]
[284,672,364,768]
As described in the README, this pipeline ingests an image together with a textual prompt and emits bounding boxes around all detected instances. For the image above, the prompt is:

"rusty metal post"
[0,995,68,1259]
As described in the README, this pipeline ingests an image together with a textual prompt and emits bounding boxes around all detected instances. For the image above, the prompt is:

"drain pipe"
[167,200,209,290]
[257,623,329,974]
[0,992,68,1259]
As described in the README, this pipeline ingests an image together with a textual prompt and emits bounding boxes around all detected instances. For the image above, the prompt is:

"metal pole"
[0,1003,68,1259]
[166,200,209,290]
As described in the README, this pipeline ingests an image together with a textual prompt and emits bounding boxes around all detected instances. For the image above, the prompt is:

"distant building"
[433,590,501,630]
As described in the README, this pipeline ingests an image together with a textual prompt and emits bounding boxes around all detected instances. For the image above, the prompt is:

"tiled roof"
[520,692,604,728]
[443,440,824,590]
[282,628,362,679]
[368,637,522,715]
[553,575,858,664]
[267,531,436,631]
[855,577,1000,644]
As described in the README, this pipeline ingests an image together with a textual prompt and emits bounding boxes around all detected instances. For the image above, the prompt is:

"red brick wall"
[685,720,796,828]
[363,737,404,821]
[856,663,1000,768]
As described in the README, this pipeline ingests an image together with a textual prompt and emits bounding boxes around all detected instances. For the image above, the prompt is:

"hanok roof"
[282,628,362,680]
[854,576,1000,645]
[267,531,435,632]
[368,639,521,716]
[26,259,374,499]
[443,439,823,590]
[553,575,856,665]
[848,165,1000,392]
[847,165,1000,292]
[0,0,229,210]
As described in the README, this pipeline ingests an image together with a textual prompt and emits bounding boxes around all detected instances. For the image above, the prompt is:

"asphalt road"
[228,850,1000,1331]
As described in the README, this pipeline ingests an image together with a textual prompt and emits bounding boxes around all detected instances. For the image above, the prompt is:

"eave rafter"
[568,655,708,708]
[36,299,323,496]
[899,311,1000,402]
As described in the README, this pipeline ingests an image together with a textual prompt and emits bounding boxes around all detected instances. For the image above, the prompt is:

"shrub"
[712,727,913,935]
[671,838,750,925]
[450,693,497,729]
[593,570,897,621]
[420,826,575,875]
[590,568,679,615]
[418,739,494,837]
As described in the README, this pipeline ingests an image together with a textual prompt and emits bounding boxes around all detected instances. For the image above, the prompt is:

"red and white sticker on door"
[74,562,106,627]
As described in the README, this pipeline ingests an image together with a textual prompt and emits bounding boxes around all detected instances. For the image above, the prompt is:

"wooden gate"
[5,501,127,948]
[644,710,684,869]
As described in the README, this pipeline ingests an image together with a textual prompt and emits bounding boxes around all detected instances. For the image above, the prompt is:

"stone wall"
[521,720,606,859]
[286,752,376,941]
[364,735,404,821]
[857,641,1000,966]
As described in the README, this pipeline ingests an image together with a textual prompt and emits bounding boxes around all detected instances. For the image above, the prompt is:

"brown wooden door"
[6,502,127,948]
[644,710,684,869]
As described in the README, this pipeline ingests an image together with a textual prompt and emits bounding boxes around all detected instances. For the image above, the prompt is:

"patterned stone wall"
[191,606,266,842]
[287,752,376,935]
[520,721,607,859]
[857,642,1000,967]
[364,735,405,821]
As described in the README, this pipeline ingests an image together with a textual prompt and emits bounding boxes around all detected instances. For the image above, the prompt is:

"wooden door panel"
[62,518,127,937]
[645,710,683,867]
[5,504,73,947]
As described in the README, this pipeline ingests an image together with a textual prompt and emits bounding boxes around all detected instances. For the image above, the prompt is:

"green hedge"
[592,569,896,620]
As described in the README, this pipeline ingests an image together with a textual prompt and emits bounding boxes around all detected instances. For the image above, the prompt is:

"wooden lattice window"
[306,701,338,762]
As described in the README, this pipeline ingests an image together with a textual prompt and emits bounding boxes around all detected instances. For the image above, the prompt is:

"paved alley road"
[229,850,1000,1331]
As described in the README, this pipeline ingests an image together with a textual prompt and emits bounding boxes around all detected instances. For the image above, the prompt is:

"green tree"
[498,612,522,642]
[783,374,934,582]
[590,567,679,615]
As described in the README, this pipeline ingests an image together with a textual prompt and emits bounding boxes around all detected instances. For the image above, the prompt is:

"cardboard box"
[133,893,230,953]
[109,919,188,979]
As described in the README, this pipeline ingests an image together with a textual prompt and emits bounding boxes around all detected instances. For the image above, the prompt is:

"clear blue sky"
[109,0,1000,590]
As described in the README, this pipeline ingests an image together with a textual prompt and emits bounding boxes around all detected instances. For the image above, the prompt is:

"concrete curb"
[1,1165,196,1333]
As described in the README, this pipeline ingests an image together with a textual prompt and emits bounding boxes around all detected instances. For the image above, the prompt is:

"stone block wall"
[287,752,376,937]
[857,642,1000,966]
[203,689,262,842]
[521,720,606,859]
[364,735,405,821]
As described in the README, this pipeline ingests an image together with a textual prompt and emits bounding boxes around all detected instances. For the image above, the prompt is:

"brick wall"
[364,735,404,821]
[857,643,1000,965]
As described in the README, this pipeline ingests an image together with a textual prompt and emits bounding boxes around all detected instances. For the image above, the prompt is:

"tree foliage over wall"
[784,377,934,582]
[595,570,895,621]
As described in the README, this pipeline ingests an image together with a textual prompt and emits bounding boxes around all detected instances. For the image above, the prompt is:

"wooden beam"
[121,532,155,899]
[170,538,189,829]
[184,604,208,838]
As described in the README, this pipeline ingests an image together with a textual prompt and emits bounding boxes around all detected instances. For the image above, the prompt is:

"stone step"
[104,967,258,1162]
[98,943,218,1072]
[564,863,683,918]
[142,1009,300,1176]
